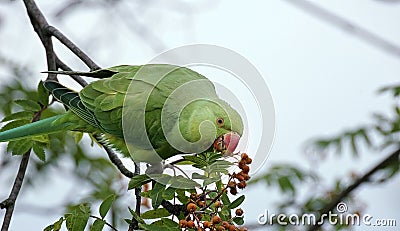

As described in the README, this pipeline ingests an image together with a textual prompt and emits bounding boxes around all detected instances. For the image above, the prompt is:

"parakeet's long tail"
[0,114,69,142]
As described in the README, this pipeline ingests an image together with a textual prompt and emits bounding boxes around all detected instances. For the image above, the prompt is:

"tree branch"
[47,26,100,70]
[0,110,46,231]
[128,162,141,231]
[307,148,400,231]
[23,0,100,75]
[0,152,30,231]
[55,57,88,87]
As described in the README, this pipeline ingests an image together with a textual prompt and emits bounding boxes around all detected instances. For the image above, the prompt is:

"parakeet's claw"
[213,132,241,155]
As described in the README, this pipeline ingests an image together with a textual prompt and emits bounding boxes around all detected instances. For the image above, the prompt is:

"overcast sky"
[0,0,399,230]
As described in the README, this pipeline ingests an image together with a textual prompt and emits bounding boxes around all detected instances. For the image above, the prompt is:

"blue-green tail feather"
[0,114,69,142]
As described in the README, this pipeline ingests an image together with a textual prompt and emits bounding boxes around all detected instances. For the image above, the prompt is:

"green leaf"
[31,134,49,143]
[228,195,245,209]
[162,187,176,200]
[203,176,221,186]
[1,111,33,122]
[99,194,116,219]
[128,174,151,189]
[278,176,295,194]
[219,207,231,221]
[183,155,208,168]
[350,134,358,156]
[15,99,41,112]
[176,189,188,204]
[65,204,90,231]
[168,175,200,189]
[149,183,165,209]
[37,80,49,106]
[151,174,173,185]
[33,142,46,161]
[221,191,231,206]
[141,208,170,219]
[208,160,233,174]
[7,138,33,155]
[192,172,207,179]
[139,218,180,231]
[53,217,64,231]
[90,219,105,231]
[43,224,54,231]
[128,207,144,224]
[44,217,63,231]
[233,216,244,225]
[0,119,30,132]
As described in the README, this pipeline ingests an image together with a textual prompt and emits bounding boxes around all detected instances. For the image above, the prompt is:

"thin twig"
[55,57,88,87]
[89,215,118,231]
[284,0,400,58]
[93,134,134,178]
[23,0,57,79]
[307,148,400,231]
[128,162,141,231]
[0,152,30,231]
[47,26,100,70]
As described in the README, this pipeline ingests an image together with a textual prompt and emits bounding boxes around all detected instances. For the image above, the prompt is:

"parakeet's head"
[179,98,243,155]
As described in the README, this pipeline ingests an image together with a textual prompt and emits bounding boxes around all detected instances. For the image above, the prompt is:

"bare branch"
[307,148,400,231]
[55,57,88,87]
[128,162,141,231]
[284,0,400,58]
[23,0,100,74]
[47,26,100,70]
[23,0,57,79]
[0,109,46,230]
[0,152,30,231]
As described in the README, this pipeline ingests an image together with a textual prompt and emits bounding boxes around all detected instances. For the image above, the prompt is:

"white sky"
[0,0,399,230]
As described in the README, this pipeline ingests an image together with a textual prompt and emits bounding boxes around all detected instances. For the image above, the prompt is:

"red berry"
[238,160,247,169]
[235,208,244,216]
[203,221,212,228]
[241,165,250,174]
[212,215,221,224]
[214,201,222,208]
[237,181,247,189]
[198,200,206,208]
[190,193,198,201]
[236,174,245,181]
[187,203,197,213]
[187,220,195,228]
[179,220,187,228]
[217,226,226,231]
[230,187,238,195]
[245,157,252,164]
[241,173,250,181]
[229,225,237,231]
[222,221,230,229]
[228,181,236,188]
[241,153,249,160]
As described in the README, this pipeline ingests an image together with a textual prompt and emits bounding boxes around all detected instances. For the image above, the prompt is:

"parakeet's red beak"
[213,132,241,154]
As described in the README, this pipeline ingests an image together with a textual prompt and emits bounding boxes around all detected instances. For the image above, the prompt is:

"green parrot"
[0,64,243,164]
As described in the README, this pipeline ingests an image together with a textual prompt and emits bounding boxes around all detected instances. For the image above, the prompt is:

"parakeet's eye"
[216,117,224,126]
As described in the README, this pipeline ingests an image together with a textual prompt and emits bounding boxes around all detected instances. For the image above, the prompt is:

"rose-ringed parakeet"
[0,64,243,163]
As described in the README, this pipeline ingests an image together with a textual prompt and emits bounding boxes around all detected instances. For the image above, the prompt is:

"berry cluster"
[178,153,252,231]
[228,153,252,195]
